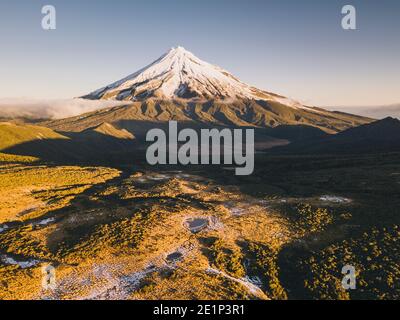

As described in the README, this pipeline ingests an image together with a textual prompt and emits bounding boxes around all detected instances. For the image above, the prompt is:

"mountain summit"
[83,46,303,108]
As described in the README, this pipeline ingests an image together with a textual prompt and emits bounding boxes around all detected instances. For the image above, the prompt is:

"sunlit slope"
[0,122,68,151]
[83,122,135,140]
[0,153,39,164]
[0,163,120,224]
[0,122,75,162]
[0,121,136,163]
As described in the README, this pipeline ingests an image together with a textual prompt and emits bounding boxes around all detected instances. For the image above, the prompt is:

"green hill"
[0,122,68,151]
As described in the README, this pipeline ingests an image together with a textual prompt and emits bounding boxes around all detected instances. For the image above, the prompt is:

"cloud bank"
[0,98,128,120]
[1,98,398,121]
[328,104,400,120]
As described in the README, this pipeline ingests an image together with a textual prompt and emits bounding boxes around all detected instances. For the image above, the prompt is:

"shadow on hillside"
[1,119,328,167]
[114,119,329,140]
[1,130,144,167]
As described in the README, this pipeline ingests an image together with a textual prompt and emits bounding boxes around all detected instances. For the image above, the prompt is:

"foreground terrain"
[1,45,397,301]
[0,151,399,300]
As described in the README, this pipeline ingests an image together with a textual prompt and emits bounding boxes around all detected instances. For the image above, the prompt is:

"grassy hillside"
[0,121,137,164]
[0,122,68,151]
[0,153,398,300]
[0,153,39,164]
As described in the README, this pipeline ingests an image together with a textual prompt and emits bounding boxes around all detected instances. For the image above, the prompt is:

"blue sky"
[0,0,399,106]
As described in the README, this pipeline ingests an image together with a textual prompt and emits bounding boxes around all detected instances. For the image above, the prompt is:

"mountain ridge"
[83,122,135,140]
[44,98,372,136]
[273,117,400,154]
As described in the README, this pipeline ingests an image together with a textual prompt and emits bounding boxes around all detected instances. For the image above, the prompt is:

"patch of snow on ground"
[230,207,246,216]
[210,216,224,230]
[56,263,158,300]
[85,265,156,300]
[244,275,263,288]
[223,201,245,216]
[149,174,171,181]
[319,195,351,203]
[34,217,56,226]
[206,267,267,299]
[1,255,40,268]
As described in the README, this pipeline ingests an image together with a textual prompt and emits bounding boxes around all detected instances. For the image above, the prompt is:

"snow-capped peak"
[82,46,307,110]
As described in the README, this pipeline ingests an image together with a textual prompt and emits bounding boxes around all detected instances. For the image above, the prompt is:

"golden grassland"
[0,164,120,223]
[0,153,39,164]
[0,122,67,151]
[0,155,399,300]
[0,166,290,299]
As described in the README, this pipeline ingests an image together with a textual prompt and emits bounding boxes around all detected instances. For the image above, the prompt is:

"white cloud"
[328,104,400,120]
[0,98,127,120]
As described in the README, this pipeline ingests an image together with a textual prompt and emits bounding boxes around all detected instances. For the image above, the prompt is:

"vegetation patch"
[247,242,287,300]
[207,238,245,279]
[296,225,400,300]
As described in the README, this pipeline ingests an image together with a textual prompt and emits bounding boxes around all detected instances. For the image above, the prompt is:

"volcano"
[45,47,372,135]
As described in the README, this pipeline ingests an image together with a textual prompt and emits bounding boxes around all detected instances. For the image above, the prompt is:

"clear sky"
[0,0,399,107]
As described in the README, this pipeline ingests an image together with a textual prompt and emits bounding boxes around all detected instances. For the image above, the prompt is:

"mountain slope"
[45,98,371,136]
[83,122,135,140]
[274,117,400,154]
[77,47,372,134]
[0,122,68,151]
[0,122,77,162]
[0,121,137,163]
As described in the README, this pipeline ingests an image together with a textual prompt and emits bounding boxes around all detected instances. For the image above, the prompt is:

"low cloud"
[0,98,127,120]
[328,104,400,120]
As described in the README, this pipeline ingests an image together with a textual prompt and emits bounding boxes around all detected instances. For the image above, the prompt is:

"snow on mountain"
[83,46,307,109]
